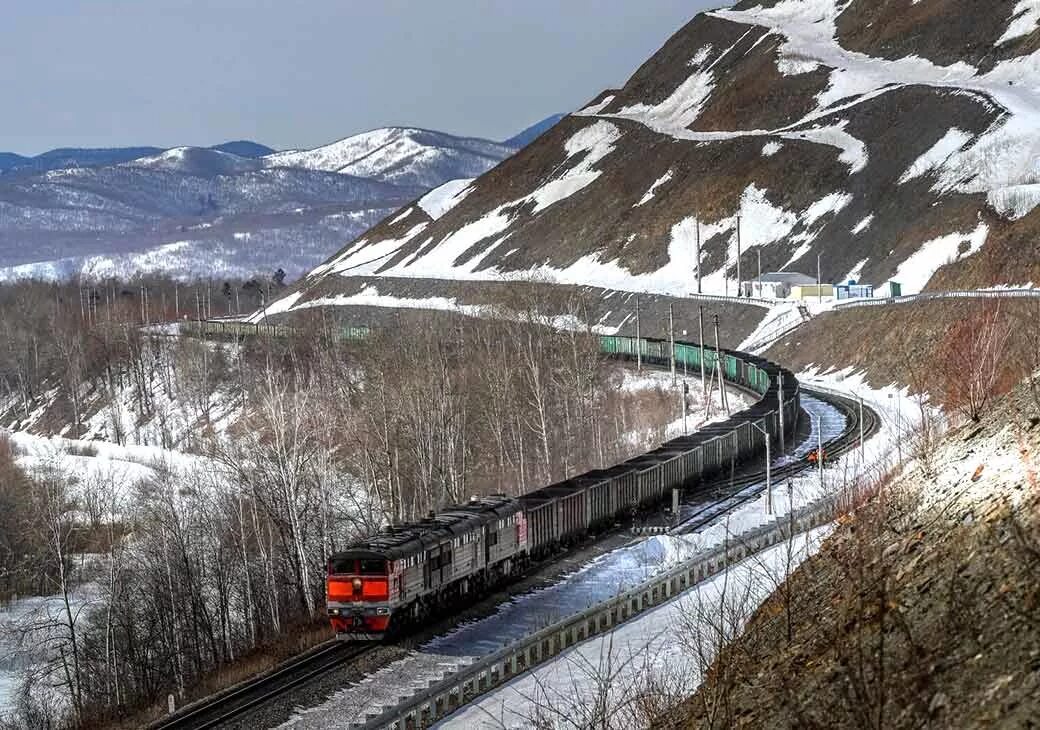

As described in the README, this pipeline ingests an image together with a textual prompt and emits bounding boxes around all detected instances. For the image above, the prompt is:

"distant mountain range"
[0,118,561,282]
[0,141,275,176]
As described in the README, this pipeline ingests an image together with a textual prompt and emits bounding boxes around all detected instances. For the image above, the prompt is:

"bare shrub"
[935,301,1014,422]
[63,441,98,458]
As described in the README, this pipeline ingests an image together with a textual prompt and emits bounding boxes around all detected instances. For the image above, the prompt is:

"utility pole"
[736,215,742,297]
[635,296,642,372]
[713,314,729,415]
[698,305,707,400]
[817,252,822,305]
[778,371,785,450]
[682,380,688,435]
[669,302,676,383]
[757,249,762,299]
[174,284,180,320]
[751,422,772,514]
[817,415,824,491]
[695,219,702,294]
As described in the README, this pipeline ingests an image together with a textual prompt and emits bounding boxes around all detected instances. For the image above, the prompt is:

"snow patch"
[988,183,1040,219]
[528,121,621,214]
[802,191,852,226]
[998,0,1040,45]
[580,94,615,115]
[417,179,475,220]
[388,207,415,226]
[887,222,990,294]
[898,129,973,184]
[842,257,869,282]
[761,141,783,156]
[851,214,874,235]
[635,170,674,206]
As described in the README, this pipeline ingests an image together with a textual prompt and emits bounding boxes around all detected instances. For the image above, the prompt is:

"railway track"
[145,358,874,729]
[148,642,371,730]
[671,387,880,535]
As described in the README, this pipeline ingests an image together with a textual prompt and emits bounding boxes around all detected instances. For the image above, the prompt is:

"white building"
[741,272,817,299]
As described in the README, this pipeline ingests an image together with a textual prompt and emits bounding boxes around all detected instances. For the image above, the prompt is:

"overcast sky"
[1,1,727,155]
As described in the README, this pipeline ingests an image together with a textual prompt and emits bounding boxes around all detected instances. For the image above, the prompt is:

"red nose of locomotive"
[326,557,393,640]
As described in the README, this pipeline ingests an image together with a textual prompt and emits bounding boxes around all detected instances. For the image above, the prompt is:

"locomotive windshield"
[359,559,387,575]
[327,557,387,575]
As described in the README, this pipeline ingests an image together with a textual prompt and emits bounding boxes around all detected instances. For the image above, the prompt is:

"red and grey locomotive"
[327,495,527,640]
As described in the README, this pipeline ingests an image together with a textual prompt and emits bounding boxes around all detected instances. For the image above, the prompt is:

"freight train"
[326,334,800,640]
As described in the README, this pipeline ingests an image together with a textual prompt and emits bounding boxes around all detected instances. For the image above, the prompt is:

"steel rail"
[147,642,371,730]
[668,387,879,535]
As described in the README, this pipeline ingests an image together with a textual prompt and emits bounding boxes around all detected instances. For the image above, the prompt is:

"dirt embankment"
[661,374,1040,728]
[280,275,770,350]
[766,298,1035,397]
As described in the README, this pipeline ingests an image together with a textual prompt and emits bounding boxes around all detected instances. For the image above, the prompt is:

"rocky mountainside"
[268,0,1040,319]
[0,125,532,281]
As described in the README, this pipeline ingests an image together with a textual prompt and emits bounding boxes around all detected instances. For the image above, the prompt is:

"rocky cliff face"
[269,0,1040,318]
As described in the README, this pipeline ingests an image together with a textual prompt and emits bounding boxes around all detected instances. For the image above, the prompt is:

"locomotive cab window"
[328,558,353,575]
[360,559,387,575]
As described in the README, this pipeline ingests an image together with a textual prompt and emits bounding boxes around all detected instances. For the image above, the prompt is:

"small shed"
[742,272,816,299]
[791,284,834,300]
[877,281,903,298]
[835,280,875,299]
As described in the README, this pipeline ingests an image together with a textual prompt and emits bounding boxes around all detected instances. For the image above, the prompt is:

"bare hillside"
[261,0,1040,321]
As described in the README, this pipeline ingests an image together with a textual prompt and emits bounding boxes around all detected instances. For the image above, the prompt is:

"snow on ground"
[850,215,873,235]
[886,222,989,294]
[998,0,1040,45]
[988,183,1040,220]
[418,179,475,220]
[898,128,974,184]
[634,170,674,206]
[580,95,616,115]
[437,525,832,730]
[0,586,99,719]
[530,121,621,214]
[262,282,625,335]
[738,301,805,352]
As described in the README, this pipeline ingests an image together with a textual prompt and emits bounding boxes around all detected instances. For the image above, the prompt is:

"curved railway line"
[671,387,879,535]
[149,330,880,730]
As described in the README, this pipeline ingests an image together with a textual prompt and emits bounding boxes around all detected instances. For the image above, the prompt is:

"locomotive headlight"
[352,578,363,593]
[376,607,389,615]
[329,608,340,616]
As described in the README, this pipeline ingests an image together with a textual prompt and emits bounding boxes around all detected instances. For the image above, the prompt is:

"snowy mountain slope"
[262,127,516,187]
[126,147,265,177]
[0,125,521,281]
[266,0,1040,319]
